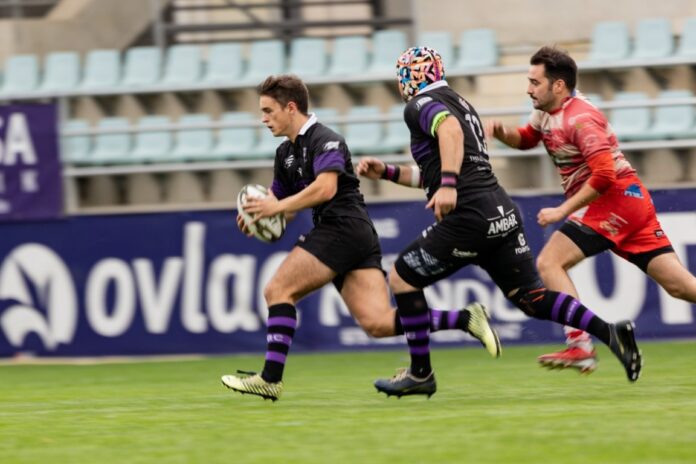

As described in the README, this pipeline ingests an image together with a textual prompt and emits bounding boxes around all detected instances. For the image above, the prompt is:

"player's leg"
[645,252,696,303]
[222,245,336,401]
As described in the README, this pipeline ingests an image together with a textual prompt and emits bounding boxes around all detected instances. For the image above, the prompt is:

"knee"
[662,281,688,300]
[388,265,412,294]
[263,280,292,305]
[359,317,390,338]
[536,253,556,278]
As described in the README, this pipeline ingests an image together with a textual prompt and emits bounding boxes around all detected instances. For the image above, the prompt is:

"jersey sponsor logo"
[599,213,628,236]
[452,248,477,258]
[284,154,296,169]
[458,97,470,111]
[486,206,519,237]
[415,96,433,110]
[655,229,665,238]
[514,233,531,255]
[624,183,643,199]
[323,141,340,151]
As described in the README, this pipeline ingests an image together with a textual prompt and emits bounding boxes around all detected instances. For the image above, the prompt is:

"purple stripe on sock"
[551,293,568,322]
[430,309,443,329]
[400,313,430,326]
[266,333,293,346]
[405,329,430,340]
[579,310,595,331]
[267,316,297,328]
[448,311,459,328]
[565,299,580,324]
[265,351,287,364]
[409,345,431,355]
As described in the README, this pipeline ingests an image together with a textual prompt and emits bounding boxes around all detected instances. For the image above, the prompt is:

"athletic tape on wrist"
[410,165,421,188]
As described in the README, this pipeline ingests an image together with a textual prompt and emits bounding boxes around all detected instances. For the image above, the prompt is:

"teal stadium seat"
[40,52,80,92]
[631,18,674,60]
[170,114,214,162]
[0,54,39,96]
[251,124,280,158]
[588,21,631,62]
[121,47,162,88]
[61,119,92,165]
[367,30,408,75]
[161,45,202,86]
[242,40,285,85]
[609,92,651,141]
[344,106,383,155]
[417,31,454,67]
[327,35,369,77]
[88,117,131,165]
[379,104,409,154]
[80,49,121,90]
[211,112,258,160]
[202,42,243,84]
[313,107,340,132]
[288,37,328,78]
[676,17,696,58]
[130,116,172,163]
[452,28,499,71]
[643,90,696,139]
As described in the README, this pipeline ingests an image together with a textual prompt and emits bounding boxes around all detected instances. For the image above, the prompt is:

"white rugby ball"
[237,184,286,243]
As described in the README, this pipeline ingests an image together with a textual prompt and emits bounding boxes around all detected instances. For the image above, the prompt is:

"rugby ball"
[237,184,286,243]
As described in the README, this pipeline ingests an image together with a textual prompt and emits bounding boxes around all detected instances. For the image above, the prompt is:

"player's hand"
[236,213,254,237]
[244,190,281,223]
[426,187,457,222]
[356,157,385,180]
[484,120,508,141]
[537,207,566,227]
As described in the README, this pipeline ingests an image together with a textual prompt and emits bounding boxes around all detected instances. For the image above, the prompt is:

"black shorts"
[297,216,384,291]
[395,187,542,295]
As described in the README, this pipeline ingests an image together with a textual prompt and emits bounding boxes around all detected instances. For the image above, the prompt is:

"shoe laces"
[389,368,410,383]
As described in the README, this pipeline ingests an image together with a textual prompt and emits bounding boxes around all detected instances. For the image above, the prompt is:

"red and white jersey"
[526,93,635,196]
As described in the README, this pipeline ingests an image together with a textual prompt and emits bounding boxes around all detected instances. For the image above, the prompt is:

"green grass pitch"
[2,341,696,464]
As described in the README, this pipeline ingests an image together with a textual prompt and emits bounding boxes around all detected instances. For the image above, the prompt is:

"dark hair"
[530,46,577,91]
[257,74,309,114]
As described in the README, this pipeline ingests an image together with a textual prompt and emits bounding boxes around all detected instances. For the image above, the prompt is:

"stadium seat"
[0,54,40,96]
[676,17,696,58]
[241,40,285,84]
[130,116,172,163]
[608,92,651,141]
[161,45,202,86]
[643,90,696,139]
[379,104,408,154]
[88,117,132,165]
[367,30,408,75]
[313,107,339,132]
[288,37,328,78]
[202,42,244,84]
[631,18,674,60]
[121,46,162,88]
[210,112,257,160]
[61,119,92,165]
[80,49,121,90]
[327,35,369,77]
[251,125,279,158]
[39,52,80,92]
[587,21,631,62]
[452,28,499,71]
[344,106,384,155]
[170,114,214,162]
[417,31,454,66]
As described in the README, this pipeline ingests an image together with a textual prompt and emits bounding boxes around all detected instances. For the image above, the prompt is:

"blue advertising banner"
[0,103,62,221]
[0,189,694,357]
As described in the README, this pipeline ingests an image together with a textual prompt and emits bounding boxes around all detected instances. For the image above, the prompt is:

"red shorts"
[567,175,672,260]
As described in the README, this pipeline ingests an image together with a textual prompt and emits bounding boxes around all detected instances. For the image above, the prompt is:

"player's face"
[259,95,292,137]
[527,64,558,112]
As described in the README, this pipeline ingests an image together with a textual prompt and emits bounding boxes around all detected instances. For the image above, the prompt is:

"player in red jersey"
[487,46,696,373]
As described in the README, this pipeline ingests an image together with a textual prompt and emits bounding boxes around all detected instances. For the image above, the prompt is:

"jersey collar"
[298,113,318,136]
[419,80,449,95]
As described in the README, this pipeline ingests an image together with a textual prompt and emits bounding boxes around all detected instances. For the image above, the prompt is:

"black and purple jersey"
[404,81,498,200]
[270,114,370,225]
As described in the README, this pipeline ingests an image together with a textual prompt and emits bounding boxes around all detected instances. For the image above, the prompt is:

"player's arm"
[356,157,422,188]
[485,121,541,150]
[245,172,338,220]
[426,115,462,221]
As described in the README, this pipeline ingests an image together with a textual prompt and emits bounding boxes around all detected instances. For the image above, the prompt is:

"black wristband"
[381,163,401,182]
[441,171,458,188]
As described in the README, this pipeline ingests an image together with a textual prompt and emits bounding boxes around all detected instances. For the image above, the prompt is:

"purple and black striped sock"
[260,303,297,383]
[395,290,432,378]
[545,291,610,345]
[429,308,470,332]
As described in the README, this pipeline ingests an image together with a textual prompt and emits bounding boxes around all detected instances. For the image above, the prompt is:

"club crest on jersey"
[624,183,643,199]
[284,155,295,169]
